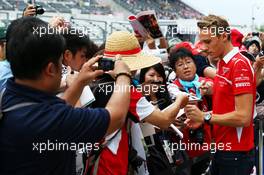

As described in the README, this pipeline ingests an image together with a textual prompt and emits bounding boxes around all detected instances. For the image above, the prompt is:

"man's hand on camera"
[111,55,130,76]
[23,4,36,16]
[66,66,79,87]
[78,55,104,85]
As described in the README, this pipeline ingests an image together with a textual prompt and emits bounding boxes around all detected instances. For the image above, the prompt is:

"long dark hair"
[139,63,172,110]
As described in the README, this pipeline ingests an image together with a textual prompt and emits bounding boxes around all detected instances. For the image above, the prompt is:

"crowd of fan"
[0,0,202,23]
[114,0,203,19]
[0,7,263,175]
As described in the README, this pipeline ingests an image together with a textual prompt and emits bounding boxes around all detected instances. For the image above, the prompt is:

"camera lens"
[99,58,115,71]
[252,32,259,37]
[35,5,45,15]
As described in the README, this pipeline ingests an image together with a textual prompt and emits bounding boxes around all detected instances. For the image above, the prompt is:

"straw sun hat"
[104,31,161,71]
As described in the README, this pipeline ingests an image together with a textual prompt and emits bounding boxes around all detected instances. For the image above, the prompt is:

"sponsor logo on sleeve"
[235,82,250,88]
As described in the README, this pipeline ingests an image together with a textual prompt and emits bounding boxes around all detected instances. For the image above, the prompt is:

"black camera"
[252,32,259,37]
[98,57,115,71]
[35,5,45,15]
[189,127,204,144]
[128,148,144,170]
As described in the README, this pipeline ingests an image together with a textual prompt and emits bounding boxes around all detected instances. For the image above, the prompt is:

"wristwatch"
[204,112,212,124]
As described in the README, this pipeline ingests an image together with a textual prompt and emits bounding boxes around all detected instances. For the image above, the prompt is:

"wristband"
[115,72,132,81]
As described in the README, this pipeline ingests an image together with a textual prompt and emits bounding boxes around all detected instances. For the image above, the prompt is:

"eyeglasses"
[176,60,194,69]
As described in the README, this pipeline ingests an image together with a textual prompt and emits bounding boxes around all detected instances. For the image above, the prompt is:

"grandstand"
[113,0,203,19]
[0,0,203,19]
[0,0,205,44]
[0,0,113,14]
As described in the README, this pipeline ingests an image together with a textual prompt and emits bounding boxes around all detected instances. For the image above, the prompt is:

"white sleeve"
[136,97,155,121]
